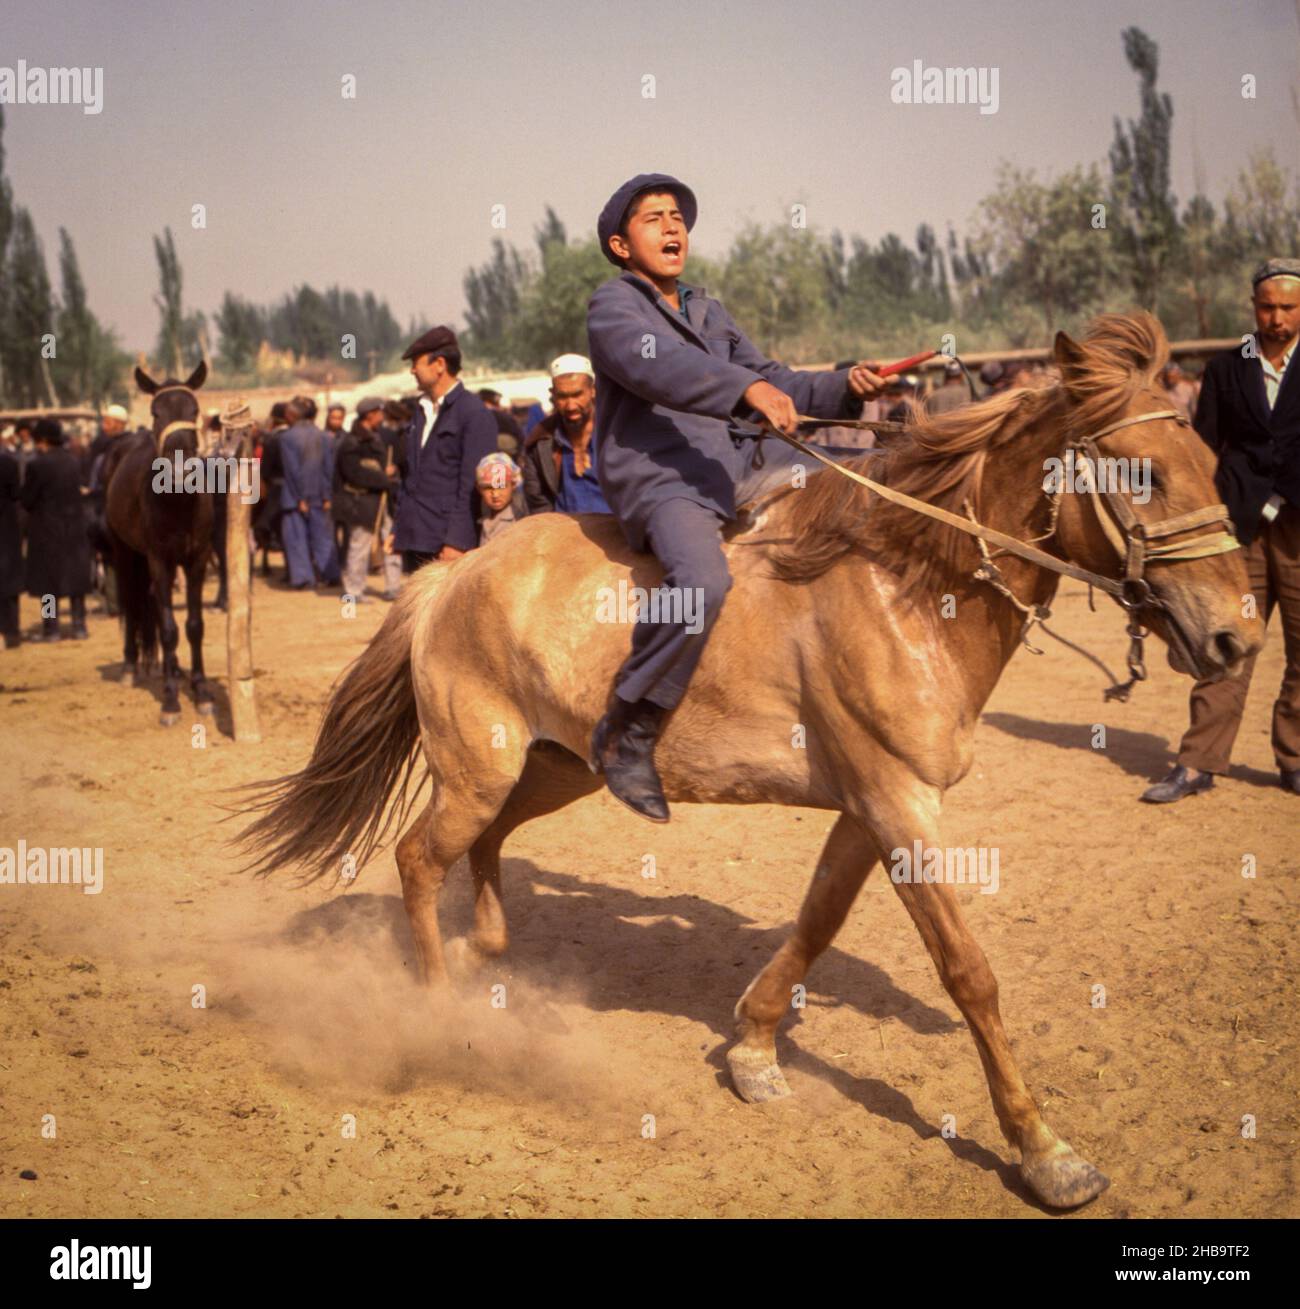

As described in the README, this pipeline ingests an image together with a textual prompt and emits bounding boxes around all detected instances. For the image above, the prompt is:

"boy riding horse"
[587,172,891,821]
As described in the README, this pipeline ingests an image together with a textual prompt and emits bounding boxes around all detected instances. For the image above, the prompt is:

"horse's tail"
[235,568,444,883]
[114,542,158,667]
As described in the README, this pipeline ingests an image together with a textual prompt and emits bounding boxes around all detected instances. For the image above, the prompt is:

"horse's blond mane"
[760,311,1171,595]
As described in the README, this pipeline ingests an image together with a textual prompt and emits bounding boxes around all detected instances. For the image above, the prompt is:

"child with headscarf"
[475,452,526,545]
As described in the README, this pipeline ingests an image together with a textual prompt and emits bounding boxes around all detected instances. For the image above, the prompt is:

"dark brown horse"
[239,314,1261,1209]
[105,362,215,724]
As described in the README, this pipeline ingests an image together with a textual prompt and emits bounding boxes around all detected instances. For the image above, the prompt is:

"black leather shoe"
[1280,768,1300,796]
[1140,765,1215,804]
[591,697,671,823]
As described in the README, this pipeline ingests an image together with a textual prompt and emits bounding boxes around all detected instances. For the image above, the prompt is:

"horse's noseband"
[1051,408,1240,695]
[150,383,201,453]
[1068,409,1239,593]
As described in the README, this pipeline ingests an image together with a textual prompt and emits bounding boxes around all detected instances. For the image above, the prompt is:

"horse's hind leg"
[396,805,450,987]
[396,733,530,990]
[464,743,603,964]
[864,785,1109,1209]
[728,813,879,1102]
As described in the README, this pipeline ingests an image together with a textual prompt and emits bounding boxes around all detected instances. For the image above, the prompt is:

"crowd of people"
[0,327,615,645]
[0,336,1219,653]
[0,189,1292,825]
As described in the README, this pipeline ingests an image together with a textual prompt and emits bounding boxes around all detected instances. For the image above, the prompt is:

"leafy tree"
[1108,26,1177,310]
[463,239,529,365]
[151,227,205,375]
[0,208,56,405]
[718,221,831,357]
[54,228,94,399]
[214,292,267,373]
[975,162,1122,335]
[1221,148,1300,260]
[152,227,183,374]
[512,235,611,366]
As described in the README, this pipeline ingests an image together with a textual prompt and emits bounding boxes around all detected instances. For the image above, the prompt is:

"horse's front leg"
[153,561,182,726]
[185,563,213,713]
[864,783,1109,1210]
[729,812,879,1102]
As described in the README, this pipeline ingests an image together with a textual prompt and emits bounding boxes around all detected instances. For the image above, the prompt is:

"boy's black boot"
[591,696,670,823]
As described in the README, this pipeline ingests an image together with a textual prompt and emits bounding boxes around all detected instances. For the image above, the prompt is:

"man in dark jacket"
[324,402,349,557]
[0,442,21,647]
[83,403,131,615]
[334,396,400,601]
[1142,258,1300,802]
[83,403,130,478]
[22,419,92,641]
[255,402,289,578]
[478,388,524,461]
[392,326,499,572]
[279,395,340,589]
[585,173,890,821]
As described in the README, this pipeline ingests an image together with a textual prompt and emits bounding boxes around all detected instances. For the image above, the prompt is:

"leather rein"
[755,408,1241,700]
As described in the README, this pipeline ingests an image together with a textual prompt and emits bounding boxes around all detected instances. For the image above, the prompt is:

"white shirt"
[1259,341,1294,411]
[419,380,461,448]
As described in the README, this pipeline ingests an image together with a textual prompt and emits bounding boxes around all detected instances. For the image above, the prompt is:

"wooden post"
[226,427,261,741]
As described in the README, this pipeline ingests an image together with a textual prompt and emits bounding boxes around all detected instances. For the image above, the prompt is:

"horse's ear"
[185,360,208,391]
[135,366,159,395]
[1053,331,1089,391]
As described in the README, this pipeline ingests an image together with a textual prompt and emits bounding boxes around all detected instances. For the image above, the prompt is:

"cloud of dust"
[21,872,630,1113]
[193,894,619,1106]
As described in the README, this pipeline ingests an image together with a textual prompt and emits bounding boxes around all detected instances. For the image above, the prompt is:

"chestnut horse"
[105,362,215,724]
[240,314,1260,1208]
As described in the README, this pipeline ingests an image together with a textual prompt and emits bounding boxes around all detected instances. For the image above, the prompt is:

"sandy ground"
[0,566,1295,1220]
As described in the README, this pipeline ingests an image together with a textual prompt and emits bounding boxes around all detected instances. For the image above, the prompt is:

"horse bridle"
[754,407,1241,697]
[149,383,202,452]
[1016,408,1239,694]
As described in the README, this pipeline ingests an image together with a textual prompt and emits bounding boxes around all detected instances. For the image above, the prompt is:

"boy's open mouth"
[662,241,682,258]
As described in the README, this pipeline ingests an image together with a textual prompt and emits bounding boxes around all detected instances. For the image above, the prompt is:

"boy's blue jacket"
[587,271,863,550]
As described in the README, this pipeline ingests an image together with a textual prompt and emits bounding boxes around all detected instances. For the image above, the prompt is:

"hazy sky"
[4,0,1298,353]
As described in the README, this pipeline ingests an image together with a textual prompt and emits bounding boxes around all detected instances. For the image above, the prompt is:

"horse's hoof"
[727,1045,793,1103]
[197,700,215,716]
[445,937,487,975]
[159,710,181,727]
[1021,1143,1110,1209]
[129,669,146,687]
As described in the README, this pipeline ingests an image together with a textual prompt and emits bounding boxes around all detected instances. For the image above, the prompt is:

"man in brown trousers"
[1143,258,1300,802]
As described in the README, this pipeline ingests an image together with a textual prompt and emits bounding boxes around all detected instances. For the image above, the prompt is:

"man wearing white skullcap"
[549,353,595,381]
[521,353,611,516]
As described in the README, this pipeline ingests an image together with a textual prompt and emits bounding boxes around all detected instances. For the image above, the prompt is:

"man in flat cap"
[586,172,891,821]
[393,326,499,572]
[1143,257,1300,802]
